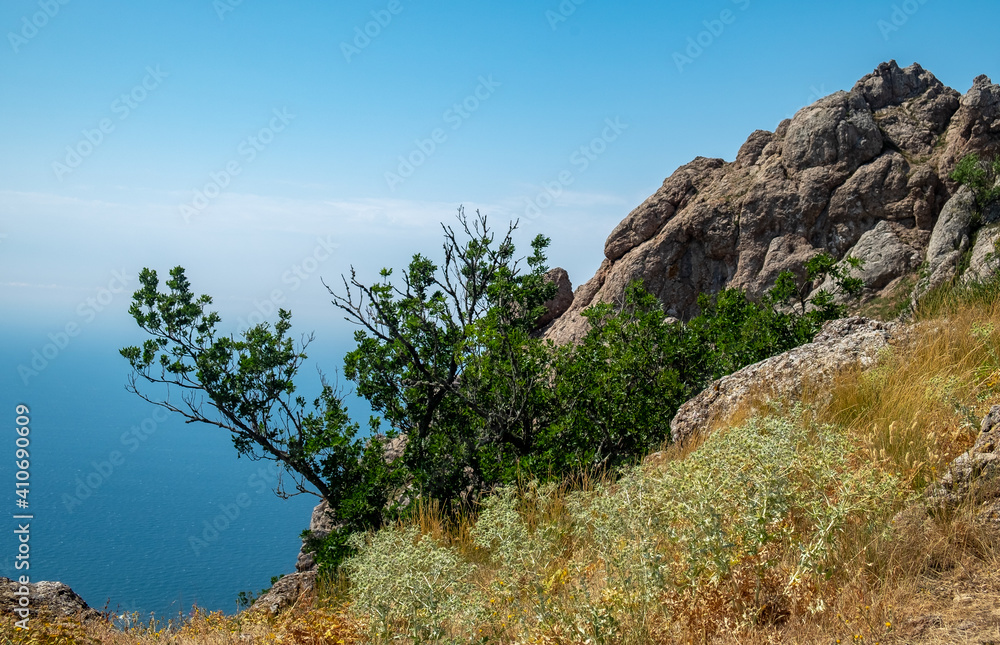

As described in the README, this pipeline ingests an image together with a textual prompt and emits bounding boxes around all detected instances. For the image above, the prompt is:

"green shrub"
[950,152,1000,210]
[540,282,693,475]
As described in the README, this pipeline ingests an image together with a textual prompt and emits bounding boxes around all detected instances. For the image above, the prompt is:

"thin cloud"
[0,281,82,291]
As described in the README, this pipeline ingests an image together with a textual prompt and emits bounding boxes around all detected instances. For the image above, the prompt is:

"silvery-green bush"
[470,482,571,631]
[567,413,904,621]
[343,525,477,642]
[471,482,564,570]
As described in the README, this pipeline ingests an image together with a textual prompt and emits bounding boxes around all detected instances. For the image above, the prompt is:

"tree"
[543,281,693,474]
[120,267,404,563]
[328,207,558,499]
[120,211,560,568]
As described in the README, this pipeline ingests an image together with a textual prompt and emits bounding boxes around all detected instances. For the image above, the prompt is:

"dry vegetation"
[5,286,1000,644]
[0,604,360,645]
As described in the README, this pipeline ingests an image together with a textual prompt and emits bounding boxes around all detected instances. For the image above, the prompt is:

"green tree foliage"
[121,211,864,571]
[119,266,404,565]
[330,208,558,501]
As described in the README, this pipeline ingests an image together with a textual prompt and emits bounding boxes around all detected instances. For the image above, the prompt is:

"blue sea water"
[0,324,352,621]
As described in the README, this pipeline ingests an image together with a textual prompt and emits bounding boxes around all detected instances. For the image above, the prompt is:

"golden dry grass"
[788,295,1000,644]
[0,602,362,644]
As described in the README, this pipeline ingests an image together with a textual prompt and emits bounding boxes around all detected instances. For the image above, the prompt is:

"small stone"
[906,614,944,635]
[248,572,317,616]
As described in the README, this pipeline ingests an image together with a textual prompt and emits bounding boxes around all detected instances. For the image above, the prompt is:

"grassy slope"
[6,283,1000,644]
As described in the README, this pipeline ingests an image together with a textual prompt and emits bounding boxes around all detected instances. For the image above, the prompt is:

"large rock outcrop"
[669,317,902,445]
[542,62,1000,344]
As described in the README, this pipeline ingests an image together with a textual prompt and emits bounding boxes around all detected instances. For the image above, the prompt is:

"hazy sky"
[2,0,999,346]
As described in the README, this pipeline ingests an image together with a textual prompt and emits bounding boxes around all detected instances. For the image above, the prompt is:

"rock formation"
[542,61,1000,344]
[925,403,1000,529]
[0,577,102,623]
[668,317,902,445]
[535,267,574,328]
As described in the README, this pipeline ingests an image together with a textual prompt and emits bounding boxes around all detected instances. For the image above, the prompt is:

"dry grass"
[0,602,361,644]
[792,295,1000,644]
[819,302,1000,476]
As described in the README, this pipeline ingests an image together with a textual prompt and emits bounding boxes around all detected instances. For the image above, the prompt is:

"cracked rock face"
[925,404,1000,529]
[544,61,1000,345]
[964,223,1000,284]
[535,267,574,329]
[669,317,902,445]
[915,186,977,300]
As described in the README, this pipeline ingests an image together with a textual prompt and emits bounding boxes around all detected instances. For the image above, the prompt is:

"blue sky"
[2,0,999,345]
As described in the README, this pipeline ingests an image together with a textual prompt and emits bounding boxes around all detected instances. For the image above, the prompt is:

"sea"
[1,322,363,622]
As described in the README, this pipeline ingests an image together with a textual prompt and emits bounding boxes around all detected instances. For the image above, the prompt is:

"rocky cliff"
[542,61,1000,344]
